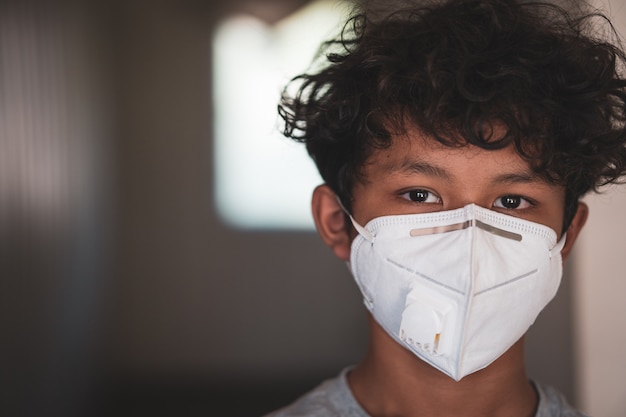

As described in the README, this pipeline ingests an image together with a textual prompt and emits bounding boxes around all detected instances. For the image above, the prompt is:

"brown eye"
[494,195,532,210]
[402,189,441,204]
[501,195,521,208]
[409,190,430,202]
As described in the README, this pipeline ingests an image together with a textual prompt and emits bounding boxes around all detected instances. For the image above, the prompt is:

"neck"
[348,316,537,417]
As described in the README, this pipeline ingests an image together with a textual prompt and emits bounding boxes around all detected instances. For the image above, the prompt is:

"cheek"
[349,190,388,225]
[532,189,566,237]
[542,203,566,238]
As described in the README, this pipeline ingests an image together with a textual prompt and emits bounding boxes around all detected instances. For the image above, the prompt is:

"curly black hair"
[278,0,626,231]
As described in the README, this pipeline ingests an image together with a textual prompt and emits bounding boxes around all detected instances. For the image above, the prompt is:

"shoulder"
[263,368,369,417]
[534,381,589,417]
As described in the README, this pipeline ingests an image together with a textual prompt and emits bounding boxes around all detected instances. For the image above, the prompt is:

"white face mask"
[348,203,566,381]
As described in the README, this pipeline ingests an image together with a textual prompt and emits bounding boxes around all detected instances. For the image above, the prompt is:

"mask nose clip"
[409,217,522,242]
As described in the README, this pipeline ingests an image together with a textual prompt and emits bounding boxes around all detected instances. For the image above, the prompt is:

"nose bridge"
[444,185,491,212]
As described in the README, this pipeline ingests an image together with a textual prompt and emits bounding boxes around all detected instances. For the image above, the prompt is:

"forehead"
[361,130,537,181]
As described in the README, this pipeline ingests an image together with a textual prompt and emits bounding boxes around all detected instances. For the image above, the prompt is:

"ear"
[560,201,589,262]
[311,184,352,261]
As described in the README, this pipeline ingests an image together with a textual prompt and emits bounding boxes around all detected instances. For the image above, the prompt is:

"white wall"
[574,3,626,416]
[575,187,626,417]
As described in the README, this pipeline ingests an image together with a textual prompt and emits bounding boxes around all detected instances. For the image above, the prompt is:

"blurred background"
[1,0,624,416]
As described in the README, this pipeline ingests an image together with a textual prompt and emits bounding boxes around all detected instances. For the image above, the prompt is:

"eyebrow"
[384,159,453,180]
[492,172,540,184]
[383,158,542,185]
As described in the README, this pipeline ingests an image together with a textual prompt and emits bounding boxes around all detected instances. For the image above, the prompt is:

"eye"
[493,195,533,210]
[402,189,441,204]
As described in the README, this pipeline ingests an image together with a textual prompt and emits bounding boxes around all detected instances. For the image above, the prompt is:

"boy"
[267,0,626,416]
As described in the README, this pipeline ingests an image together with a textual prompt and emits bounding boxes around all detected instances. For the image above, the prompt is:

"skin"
[311,128,589,417]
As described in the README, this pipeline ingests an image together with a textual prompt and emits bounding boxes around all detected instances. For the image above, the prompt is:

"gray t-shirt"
[264,368,589,417]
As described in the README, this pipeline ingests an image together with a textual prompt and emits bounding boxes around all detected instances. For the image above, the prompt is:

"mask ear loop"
[335,195,375,242]
[550,233,567,258]
[335,195,376,309]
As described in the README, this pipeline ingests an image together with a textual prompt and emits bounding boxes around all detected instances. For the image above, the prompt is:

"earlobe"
[311,184,352,261]
[560,202,589,262]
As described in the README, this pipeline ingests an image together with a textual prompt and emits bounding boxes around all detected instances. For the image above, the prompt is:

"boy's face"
[350,129,567,240]
[311,127,589,380]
